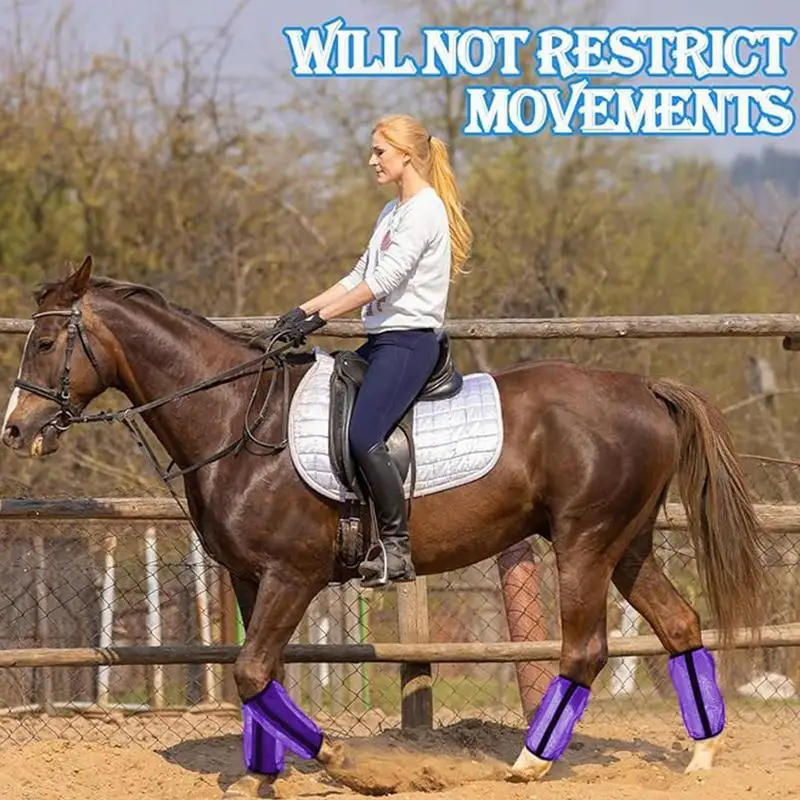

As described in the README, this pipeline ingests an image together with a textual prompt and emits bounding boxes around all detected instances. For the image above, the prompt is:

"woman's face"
[369,131,407,185]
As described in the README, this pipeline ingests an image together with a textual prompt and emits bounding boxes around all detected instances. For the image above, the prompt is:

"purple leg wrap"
[242,703,285,774]
[242,680,323,760]
[668,647,725,740]
[524,675,590,761]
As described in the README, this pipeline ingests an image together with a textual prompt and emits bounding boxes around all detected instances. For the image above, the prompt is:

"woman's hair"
[372,113,473,278]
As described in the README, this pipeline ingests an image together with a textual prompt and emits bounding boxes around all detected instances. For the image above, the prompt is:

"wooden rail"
[0,623,797,669]
[3,497,800,532]
[4,313,800,339]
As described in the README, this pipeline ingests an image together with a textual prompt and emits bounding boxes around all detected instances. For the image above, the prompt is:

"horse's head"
[2,255,116,457]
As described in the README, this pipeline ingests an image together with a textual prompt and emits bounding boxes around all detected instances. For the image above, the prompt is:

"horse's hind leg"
[510,523,615,781]
[612,527,725,774]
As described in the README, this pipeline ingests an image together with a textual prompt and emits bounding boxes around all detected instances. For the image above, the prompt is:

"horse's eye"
[37,338,54,354]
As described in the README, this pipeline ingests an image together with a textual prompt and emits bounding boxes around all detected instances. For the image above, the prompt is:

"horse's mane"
[33,273,317,365]
[92,276,256,345]
[34,273,259,348]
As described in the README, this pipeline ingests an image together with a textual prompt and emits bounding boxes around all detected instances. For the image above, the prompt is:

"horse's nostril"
[1,425,21,447]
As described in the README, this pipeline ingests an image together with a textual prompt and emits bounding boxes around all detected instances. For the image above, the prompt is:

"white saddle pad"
[288,349,504,502]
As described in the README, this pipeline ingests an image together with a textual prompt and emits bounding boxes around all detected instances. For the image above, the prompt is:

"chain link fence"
[0,456,798,750]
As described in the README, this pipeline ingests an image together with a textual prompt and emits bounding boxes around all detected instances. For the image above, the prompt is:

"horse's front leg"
[223,565,327,799]
[223,573,278,799]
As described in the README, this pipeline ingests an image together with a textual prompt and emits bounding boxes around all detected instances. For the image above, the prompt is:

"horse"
[2,256,769,798]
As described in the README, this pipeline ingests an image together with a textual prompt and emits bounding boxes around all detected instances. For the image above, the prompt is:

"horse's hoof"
[685,734,723,774]
[316,738,365,789]
[316,738,348,770]
[507,747,553,782]
[223,772,276,798]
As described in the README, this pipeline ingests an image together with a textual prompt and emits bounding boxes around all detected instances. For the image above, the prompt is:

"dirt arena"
[0,709,797,800]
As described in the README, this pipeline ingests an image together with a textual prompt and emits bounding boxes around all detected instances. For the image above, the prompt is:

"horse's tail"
[647,377,770,648]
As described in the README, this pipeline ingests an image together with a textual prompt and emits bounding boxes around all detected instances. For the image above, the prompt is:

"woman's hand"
[274,306,307,328]
[250,306,307,348]
[278,311,328,346]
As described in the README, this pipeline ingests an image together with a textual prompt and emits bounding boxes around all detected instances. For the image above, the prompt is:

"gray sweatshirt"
[338,186,451,333]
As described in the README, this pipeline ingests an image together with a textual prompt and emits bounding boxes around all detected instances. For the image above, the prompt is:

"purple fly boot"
[668,646,726,773]
[509,674,590,781]
[668,646,725,740]
[242,702,286,774]
[242,680,323,760]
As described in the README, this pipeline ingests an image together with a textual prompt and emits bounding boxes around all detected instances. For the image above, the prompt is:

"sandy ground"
[0,710,797,800]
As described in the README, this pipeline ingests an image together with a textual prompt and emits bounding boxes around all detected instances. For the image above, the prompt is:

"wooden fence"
[4,496,800,529]
[3,312,800,339]
[3,312,800,728]
[0,497,798,726]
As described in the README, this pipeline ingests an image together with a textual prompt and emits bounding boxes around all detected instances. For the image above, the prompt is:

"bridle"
[13,304,107,432]
[12,300,299,481]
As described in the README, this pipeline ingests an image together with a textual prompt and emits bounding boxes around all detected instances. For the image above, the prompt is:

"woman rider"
[272,113,472,588]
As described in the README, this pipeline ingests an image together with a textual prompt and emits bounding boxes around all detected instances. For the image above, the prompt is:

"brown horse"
[2,257,769,797]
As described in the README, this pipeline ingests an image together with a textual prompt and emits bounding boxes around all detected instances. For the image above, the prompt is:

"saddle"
[328,331,463,502]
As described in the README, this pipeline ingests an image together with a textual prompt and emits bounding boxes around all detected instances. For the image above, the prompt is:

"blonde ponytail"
[372,114,473,280]
[427,135,473,278]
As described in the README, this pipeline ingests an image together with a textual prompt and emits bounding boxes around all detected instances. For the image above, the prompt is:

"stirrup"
[358,541,416,589]
[359,541,390,589]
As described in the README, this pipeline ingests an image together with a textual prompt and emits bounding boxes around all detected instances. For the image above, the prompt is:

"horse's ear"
[65,255,93,301]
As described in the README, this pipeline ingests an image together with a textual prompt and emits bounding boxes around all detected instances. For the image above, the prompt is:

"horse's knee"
[562,631,608,685]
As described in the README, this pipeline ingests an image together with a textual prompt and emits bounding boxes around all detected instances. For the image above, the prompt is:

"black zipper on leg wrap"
[685,652,712,739]
[534,680,579,758]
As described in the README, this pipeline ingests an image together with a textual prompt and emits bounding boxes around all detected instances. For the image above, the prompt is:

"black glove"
[252,306,307,348]
[277,311,327,346]
[273,306,307,329]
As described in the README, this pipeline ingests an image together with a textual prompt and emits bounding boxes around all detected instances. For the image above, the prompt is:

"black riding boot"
[356,441,416,589]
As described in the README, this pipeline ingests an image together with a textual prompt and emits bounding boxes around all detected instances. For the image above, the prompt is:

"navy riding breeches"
[348,329,440,460]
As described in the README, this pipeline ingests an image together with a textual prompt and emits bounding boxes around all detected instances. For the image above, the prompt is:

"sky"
[4,0,799,165]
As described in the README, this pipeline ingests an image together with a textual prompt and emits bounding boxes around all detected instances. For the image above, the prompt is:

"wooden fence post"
[96,533,116,710]
[33,535,54,715]
[144,527,164,710]
[397,577,433,729]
